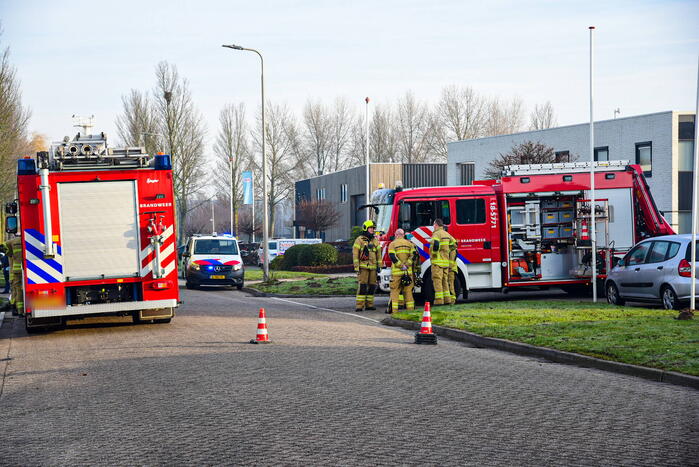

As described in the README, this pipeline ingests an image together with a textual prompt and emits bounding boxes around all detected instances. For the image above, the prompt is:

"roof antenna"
[72,114,95,136]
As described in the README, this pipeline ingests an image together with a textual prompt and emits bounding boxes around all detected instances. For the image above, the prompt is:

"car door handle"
[657,266,664,270]
[634,268,640,271]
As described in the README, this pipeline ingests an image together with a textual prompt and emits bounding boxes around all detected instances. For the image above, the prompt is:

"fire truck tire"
[454,275,467,302]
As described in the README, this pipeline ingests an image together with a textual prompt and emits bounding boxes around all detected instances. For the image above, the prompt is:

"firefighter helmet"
[362,220,376,230]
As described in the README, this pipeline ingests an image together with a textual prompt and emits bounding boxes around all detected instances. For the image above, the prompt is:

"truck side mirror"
[5,201,17,215]
[5,216,18,234]
[399,202,410,223]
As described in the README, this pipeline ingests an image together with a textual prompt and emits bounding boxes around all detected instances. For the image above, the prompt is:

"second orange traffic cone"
[415,302,438,345]
[250,308,271,344]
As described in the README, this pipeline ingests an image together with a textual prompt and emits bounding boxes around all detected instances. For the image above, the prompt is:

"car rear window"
[684,241,699,261]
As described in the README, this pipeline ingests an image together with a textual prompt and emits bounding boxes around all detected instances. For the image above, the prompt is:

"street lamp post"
[229,155,234,235]
[365,97,370,220]
[222,44,270,282]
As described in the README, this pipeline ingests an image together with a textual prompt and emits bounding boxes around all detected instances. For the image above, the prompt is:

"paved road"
[0,287,697,465]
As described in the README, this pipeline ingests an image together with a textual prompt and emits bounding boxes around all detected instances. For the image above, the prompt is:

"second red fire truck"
[371,161,674,300]
[6,132,179,331]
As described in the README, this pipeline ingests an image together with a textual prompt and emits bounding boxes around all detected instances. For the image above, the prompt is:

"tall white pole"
[365,96,370,221]
[589,26,598,302]
[222,44,268,280]
[211,198,215,233]
[690,56,699,311]
[251,189,255,243]
[229,155,234,235]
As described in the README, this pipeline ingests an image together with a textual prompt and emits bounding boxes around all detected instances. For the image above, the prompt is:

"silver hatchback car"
[606,234,698,310]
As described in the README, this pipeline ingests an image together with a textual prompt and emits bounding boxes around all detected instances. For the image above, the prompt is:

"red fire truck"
[5,132,179,331]
[372,161,674,300]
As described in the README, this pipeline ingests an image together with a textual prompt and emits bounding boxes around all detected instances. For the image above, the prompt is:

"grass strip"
[254,277,357,296]
[394,300,699,376]
[244,270,324,281]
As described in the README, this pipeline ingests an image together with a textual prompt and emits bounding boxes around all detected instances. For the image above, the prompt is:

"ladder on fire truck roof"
[502,160,630,176]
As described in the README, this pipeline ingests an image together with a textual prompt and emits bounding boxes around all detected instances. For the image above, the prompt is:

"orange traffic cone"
[580,219,589,240]
[579,219,591,246]
[415,302,438,345]
[250,308,271,344]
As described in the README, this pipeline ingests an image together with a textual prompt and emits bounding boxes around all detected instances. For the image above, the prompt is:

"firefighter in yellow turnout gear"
[387,229,416,314]
[430,219,453,306]
[5,236,24,316]
[353,220,380,311]
[446,230,458,305]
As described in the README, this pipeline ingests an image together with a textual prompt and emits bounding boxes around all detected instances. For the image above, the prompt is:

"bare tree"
[395,91,430,163]
[0,35,30,205]
[251,101,300,236]
[529,101,558,130]
[213,103,250,236]
[484,140,559,179]
[328,97,354,172]
[296,199,340,237]
[115,89,159,155]
[369,104,398,162]
[483,96,525,136]
[238,207,262,242]
[302,99,333,176]
[152,61,207,242]
[437,84,484,141]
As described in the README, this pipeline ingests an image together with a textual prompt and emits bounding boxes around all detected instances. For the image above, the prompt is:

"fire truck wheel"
[605,282,625,306]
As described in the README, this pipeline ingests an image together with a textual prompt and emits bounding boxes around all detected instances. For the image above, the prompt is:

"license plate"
[210,275,225,279]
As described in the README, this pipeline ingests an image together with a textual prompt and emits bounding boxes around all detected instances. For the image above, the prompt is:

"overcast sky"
[1,0,697,151]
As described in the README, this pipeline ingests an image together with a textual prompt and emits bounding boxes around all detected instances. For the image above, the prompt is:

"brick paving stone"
[0,287,696,466]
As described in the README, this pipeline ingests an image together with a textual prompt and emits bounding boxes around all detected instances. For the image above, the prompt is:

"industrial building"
[294,163,446,241]
[447,111,696,233]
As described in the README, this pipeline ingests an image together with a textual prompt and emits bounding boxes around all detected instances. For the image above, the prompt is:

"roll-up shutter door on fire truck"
[58,181,140,280]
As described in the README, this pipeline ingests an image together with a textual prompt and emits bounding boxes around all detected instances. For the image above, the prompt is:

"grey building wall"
[448,111,695,232]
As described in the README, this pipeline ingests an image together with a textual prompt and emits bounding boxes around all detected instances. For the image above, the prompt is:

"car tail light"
[678,259,692,277]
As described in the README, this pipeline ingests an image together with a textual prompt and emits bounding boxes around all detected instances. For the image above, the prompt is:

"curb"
[382,317,699,390]
[240,287,354,299]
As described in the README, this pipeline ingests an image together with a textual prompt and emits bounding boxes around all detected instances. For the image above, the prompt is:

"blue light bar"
[155,154,172,170]
[17,158,36,175]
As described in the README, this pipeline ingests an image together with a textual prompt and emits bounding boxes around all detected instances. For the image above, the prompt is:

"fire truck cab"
[7,132,180,332]
[373,161,674,301]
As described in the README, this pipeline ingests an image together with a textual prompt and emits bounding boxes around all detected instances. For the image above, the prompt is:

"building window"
[459,163,475,185]
[555,151,571,163]
[315,188,326,200]
[635,142,652,177]
[593,146,609,162]
[339,184,347,203]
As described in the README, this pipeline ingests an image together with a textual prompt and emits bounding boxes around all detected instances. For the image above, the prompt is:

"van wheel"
[661,286,679,310]
[606,282,625,306]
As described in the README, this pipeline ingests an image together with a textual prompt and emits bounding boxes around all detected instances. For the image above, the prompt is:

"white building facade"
[448,111,696,233]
